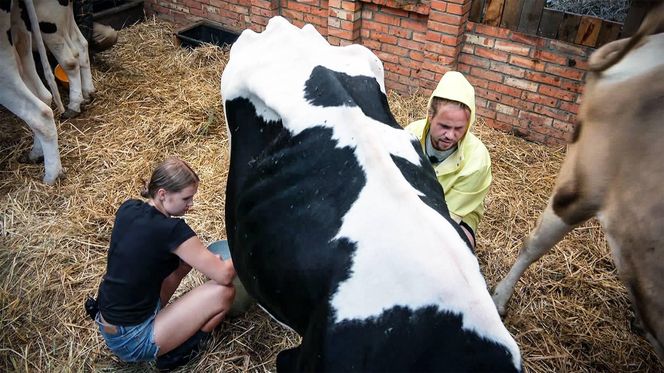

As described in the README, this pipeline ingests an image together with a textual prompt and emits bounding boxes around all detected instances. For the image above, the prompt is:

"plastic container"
[176,21,240,49]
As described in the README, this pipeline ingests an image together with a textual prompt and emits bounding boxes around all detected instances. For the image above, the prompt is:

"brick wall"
[143,0,598,145]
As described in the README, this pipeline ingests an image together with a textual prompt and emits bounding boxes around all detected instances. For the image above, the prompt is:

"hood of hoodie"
[418,71,476,152]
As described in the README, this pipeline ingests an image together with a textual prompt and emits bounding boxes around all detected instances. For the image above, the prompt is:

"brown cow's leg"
[492,199,575,316]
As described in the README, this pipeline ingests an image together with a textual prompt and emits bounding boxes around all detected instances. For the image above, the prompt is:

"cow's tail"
[23,0,64,114]
[589,2,664,72]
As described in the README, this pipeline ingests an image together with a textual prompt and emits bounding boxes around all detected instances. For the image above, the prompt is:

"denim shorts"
[96,302,161,362]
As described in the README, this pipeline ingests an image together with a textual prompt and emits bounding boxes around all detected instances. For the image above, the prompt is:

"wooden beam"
[597,19,623,47]
[470,0,487,23]
[484,0,506,27]
[537,8,564,39]
[575,16,602,47]
[500,0,524,30]
[517,0,545,35]
[557,12,581,43]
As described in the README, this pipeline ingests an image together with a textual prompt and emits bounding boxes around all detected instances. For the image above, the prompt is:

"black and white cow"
[34,0,95,118]
[1,0,63,184]
[221,17,521,372]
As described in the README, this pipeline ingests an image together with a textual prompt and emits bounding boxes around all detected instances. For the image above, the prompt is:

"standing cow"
[222,17,521,372]
[492,4,664,362]
[1,0,63,184]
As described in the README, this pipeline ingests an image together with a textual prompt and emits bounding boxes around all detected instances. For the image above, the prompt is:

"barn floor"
[0,18,661,372]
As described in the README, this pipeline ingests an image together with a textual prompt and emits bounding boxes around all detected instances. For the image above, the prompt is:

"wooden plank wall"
[468,0,656,48]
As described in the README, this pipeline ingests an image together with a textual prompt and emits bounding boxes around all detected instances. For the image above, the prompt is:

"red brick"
[509,31,547,47]
[328,0,341,7]
[464,34,495,47]
[363,38,380,50]
[459,54,490,69]
[488,81,523,98]
[390,25,412,39]
[375,51,399,64]
[535,104,572,122]
[413,31,427,43]
[396,37,422,50]
[401,18,428,33]
[494,40,531,56]
[409,49,424,62]
[495,103,517,116]
[461,43,474,54]
[470,66,503,82]
[509,55,545,71]
[440,33,462,46]
[457,63,471,74]
[559,101,580,114]
[532,124,565,139]
[446,3,468,15]
[422,61,451,74]
[430,0,446,12]
[475,46,509,62]
[519,111,553,126]
[383,43,409,57]
[538,85,576,102]
[428,11,463,25]
[491,61,526,78]
[375,12,401,26]
[548,39,589,58]
[476,106,497,119]
[473,23,511,39]
[552,119,577,133]
[374,32,398,44]
[475,86,501,101]
[532,49,568,65]
[504,77,538,92]
[384,61,411,76]
[500,94,535,112]
[525,71,561,86]
[496,112,519,125]
[429,20,464,35]
[544,64,585,80]
[340,0,359,11]
[364,20,389,33]
[522,91,557,107]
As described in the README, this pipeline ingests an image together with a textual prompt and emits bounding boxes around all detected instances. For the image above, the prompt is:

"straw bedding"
[0,18,661,372]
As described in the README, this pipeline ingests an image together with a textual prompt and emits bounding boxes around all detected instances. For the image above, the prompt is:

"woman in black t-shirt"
[95,157,236,369]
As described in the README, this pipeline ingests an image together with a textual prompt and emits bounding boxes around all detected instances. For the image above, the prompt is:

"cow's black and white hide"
[34,0,94,118]
[1,0,63,184]
[221,17,521,372]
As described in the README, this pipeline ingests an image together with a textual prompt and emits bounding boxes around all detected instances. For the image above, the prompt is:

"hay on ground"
[0,18,661,372]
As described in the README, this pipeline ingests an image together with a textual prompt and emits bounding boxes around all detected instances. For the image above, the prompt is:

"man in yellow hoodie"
[405,71,492,249]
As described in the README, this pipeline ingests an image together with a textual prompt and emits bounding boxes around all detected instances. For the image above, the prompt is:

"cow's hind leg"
[67,7,94,100]
[492,200,575,316]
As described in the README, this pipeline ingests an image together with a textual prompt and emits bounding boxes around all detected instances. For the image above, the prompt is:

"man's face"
[429,105,469,151]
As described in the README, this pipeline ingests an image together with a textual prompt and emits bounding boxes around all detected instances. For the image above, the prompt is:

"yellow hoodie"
[405,71,492,233]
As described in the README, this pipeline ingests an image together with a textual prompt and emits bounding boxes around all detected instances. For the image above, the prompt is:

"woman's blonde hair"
[141,157,200,198]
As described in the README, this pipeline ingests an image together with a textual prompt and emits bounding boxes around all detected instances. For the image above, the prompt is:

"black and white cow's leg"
[10,6,52,106]
[492,199,575,316]
[0,69,63,183]
[67,5,94,100]
[40,22,84,118]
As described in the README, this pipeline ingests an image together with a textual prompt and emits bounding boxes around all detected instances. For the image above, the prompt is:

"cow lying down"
[492,3,664,362]
[221,17,521,372]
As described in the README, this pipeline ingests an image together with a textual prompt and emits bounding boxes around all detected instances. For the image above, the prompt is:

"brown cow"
[491,4,664,362]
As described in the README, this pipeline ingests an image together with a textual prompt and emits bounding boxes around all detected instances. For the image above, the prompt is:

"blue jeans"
[96,302,161,362]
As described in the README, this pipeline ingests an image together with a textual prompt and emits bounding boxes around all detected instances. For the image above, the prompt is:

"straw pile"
[0,18,661,372]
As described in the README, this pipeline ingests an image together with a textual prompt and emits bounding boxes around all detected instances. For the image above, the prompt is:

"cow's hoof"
[61,109,81,119]
[43,169,65,185]
[491,294,509,318]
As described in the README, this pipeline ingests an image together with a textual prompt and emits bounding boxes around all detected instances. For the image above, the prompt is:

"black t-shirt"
[97,199,196,325]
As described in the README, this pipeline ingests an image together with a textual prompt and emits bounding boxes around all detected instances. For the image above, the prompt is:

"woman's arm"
[174,236,236,285]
